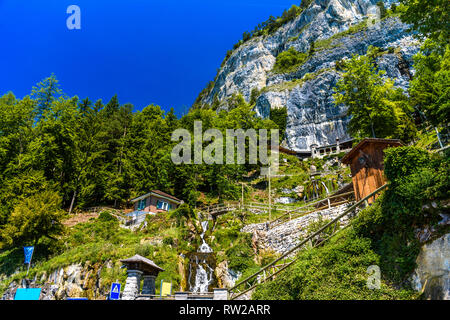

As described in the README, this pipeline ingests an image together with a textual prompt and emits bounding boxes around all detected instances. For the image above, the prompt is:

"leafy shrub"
[163,236,174,246]
[270,107,288,141]
[273,48,309,73]
[384,146,431,184]
[376,1,387,19]
[253,230,416,300]
[258,249,279,266]
[213,226,241,250]
[303,216,339,246]
[98,211,117,222]
[225,233,256,273]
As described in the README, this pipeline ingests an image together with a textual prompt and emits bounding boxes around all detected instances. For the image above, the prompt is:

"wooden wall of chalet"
[343,139,403,203]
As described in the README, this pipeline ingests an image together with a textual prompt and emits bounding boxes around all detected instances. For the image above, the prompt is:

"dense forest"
[0,76,285,247]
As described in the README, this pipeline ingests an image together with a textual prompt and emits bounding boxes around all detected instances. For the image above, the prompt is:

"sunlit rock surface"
[412,233,450,300]
[200,0,420,151]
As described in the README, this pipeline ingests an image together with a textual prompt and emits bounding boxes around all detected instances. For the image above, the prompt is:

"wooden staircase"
[227,184,388,300]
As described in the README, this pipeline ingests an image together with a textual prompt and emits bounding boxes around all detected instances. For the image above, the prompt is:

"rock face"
[242,203,351,254]
[1,262,117,300]
[411,233,450,300]
[199,0,420,151]
[215,261,241,289]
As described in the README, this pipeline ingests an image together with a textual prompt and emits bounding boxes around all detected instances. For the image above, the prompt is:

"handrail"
[231,224,352,299]
[268,191,355,227]
[195,190,354,223]
[228,183,388,299]
[269,199,352,229]
[433,145,450,153]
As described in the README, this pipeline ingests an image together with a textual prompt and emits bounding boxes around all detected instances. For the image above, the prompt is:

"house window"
[156,200,170,211]
[137,199,146,211]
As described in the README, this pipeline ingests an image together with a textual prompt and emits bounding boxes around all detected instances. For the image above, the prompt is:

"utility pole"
[241,182,244,210]
[268,166,271,221]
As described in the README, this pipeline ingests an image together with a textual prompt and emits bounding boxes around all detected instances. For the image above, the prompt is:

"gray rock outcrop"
[198,0,420,151]
[411,233,450,300]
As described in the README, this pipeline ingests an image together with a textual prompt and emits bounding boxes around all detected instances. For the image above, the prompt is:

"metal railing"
[267,191,355,228]
[433,144,450,154]
[228,184,388,300]
[195,189,355,224]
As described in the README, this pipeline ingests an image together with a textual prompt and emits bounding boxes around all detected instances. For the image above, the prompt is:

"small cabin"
[130,190,183,216]
[342,138,403,203]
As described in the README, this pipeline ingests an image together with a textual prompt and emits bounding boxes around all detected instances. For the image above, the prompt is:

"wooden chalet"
[342,138,403,203]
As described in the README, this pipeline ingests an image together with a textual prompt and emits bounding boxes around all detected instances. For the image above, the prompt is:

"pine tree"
[31,74,62,119]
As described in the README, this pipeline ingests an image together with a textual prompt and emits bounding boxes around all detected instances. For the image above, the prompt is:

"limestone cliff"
[1,261,120,300]
[412,233,450,300]
[197,0,420,151]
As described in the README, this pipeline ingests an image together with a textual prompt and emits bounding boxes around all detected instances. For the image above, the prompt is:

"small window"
[157,200,169,211]
[138,199,146,211]
[358,157,366,165]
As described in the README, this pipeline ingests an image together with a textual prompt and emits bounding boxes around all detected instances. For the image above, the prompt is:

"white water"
[190,256,215,293]
[199,220,213,253]
[190,220,214,293]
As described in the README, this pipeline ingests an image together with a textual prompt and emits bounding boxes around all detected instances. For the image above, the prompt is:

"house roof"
[131,190,183,204]
[120,254,165,272]
[341,138,404,164]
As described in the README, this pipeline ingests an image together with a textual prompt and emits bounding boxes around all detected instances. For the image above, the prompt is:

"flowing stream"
[188,220,216,293]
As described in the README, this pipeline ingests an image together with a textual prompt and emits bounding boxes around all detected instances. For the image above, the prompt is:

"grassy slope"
[253,147,449,300]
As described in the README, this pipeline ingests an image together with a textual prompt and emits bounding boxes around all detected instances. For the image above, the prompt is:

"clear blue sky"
[0,0,299,117]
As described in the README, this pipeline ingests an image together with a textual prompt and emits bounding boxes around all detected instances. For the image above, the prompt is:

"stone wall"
[1,261,116,300]
[242,203,351,254]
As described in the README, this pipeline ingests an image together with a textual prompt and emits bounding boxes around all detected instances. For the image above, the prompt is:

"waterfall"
[188,219,216,293]
[199,220,213,253]
[190,256,215,293]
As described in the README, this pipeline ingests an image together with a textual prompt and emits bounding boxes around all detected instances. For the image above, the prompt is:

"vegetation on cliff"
[253,147,449,300]
[272,48,309,74]
[333,46,417,143]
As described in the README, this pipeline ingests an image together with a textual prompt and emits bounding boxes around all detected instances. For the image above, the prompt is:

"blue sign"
[109,283,121,300]
[15,288,41,300]
[23,246,34,264]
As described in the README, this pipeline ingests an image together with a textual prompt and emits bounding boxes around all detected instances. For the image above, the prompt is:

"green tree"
[0,171,52,226]
[0,191,66,248]
[409,41,450,127]
[399,0,449,44]
[102,99,134,207]
[31,74,62,119]
[270,107,288,142]
[67,97,110,211]
[333,48,416,141]
[0,94,35,175]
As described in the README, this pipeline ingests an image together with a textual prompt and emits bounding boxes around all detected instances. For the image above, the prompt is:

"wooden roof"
[341,138,404,164]
[152,190,182,202]
[120,255,165,272]
[131,190,182,204]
